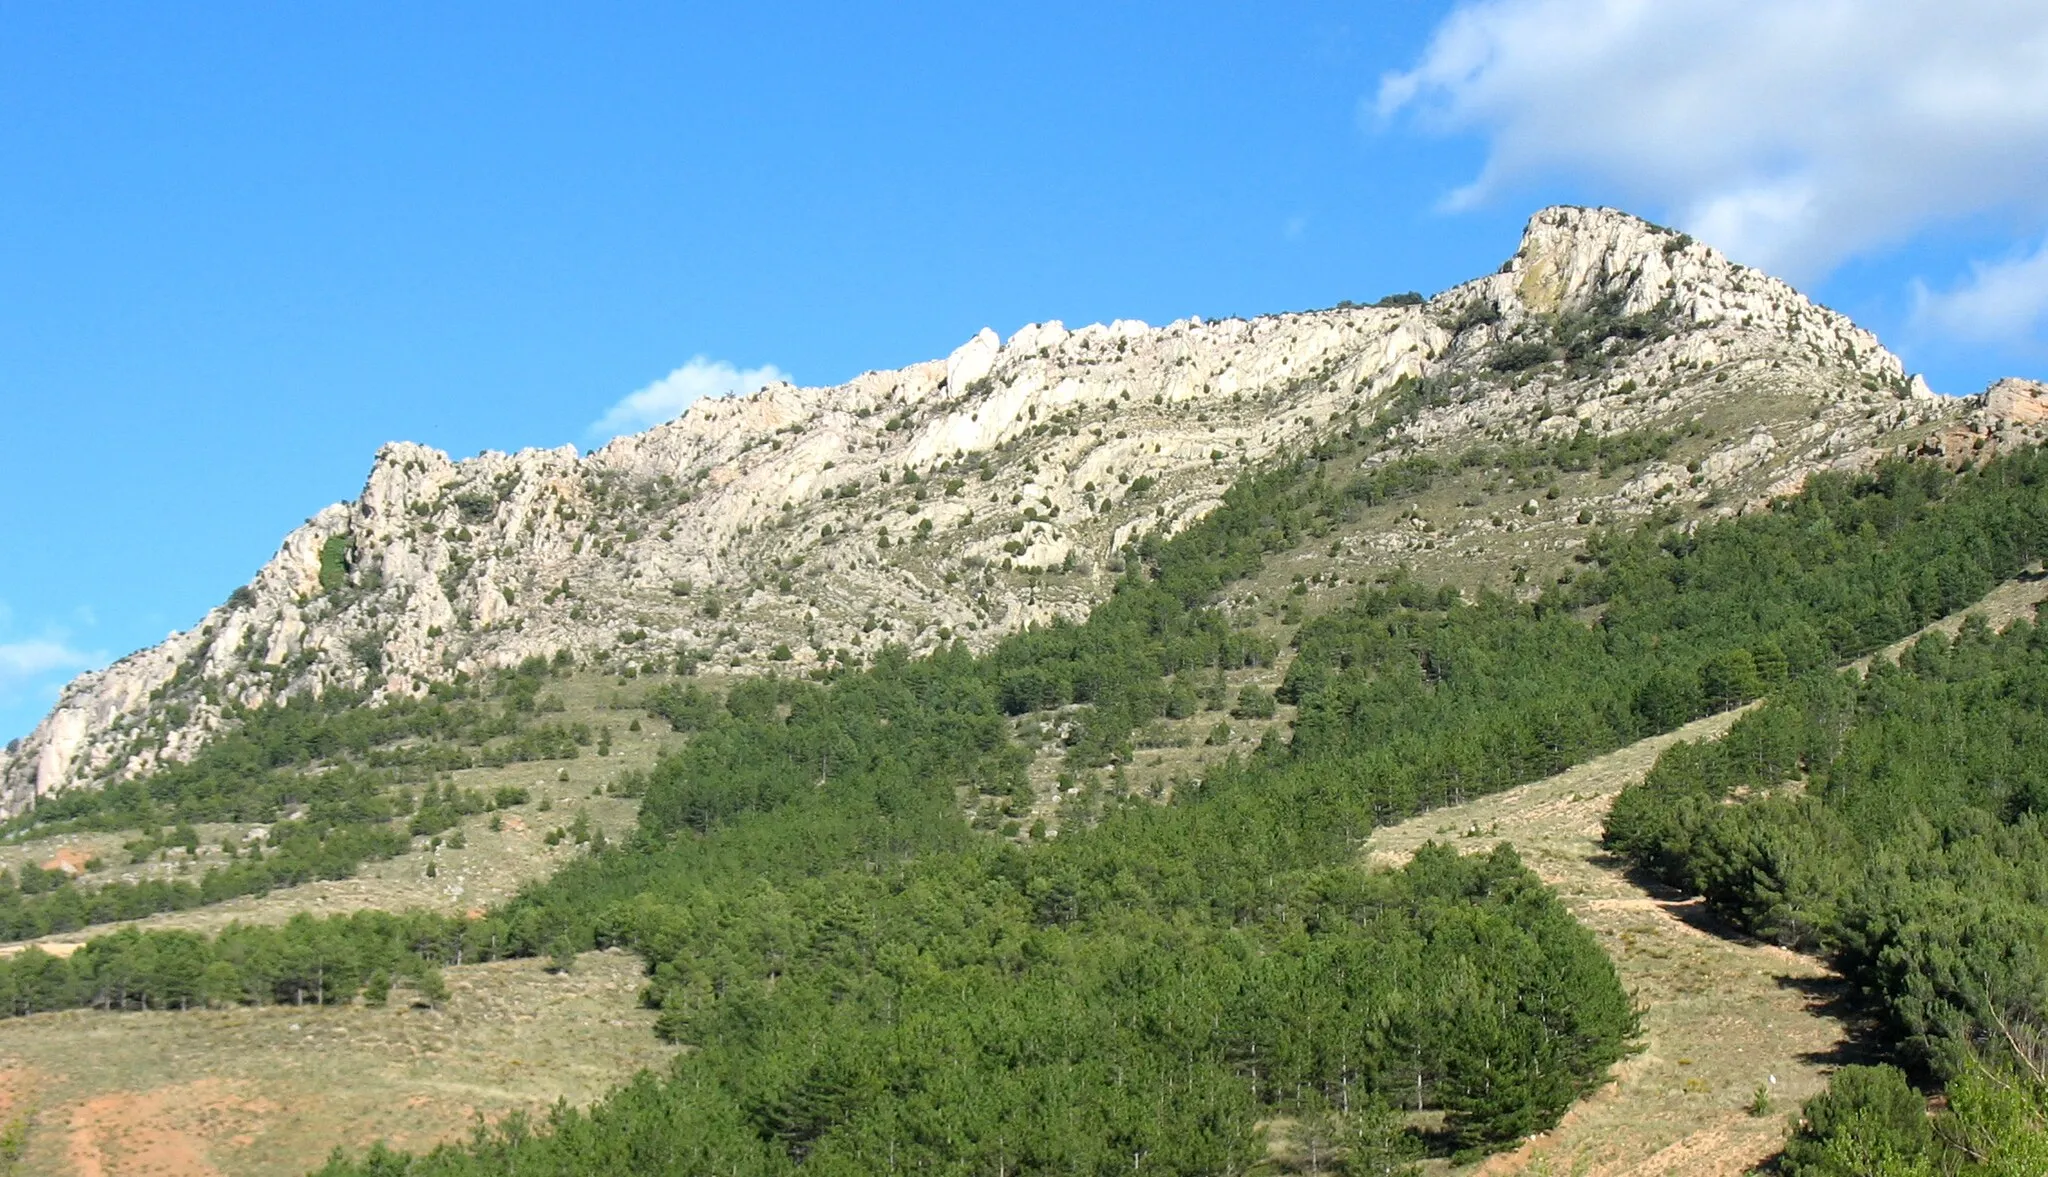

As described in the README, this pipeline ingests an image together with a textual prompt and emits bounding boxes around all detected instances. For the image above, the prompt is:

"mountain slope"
[0,206,2002,812]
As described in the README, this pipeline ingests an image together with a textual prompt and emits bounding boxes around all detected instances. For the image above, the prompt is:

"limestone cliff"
[1,207,2012,812]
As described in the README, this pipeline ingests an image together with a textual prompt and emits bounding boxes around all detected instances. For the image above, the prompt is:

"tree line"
[0,908,493,1015]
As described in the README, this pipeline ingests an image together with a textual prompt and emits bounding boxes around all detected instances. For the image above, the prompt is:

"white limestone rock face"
[946,329,1000,394]
[0,206,1990,813]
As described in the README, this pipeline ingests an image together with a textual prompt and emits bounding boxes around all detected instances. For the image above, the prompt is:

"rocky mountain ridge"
[2,206,2019,813]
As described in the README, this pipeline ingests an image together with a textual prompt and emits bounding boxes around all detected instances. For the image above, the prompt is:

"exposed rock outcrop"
[1914,377,2048,466]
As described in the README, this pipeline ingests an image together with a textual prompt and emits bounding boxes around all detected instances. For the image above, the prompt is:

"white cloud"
[1379,0,2048,282]
[1913,237,2048,343]
[587,357,791,442]
[0,639,100,693]
[0,603,102,741]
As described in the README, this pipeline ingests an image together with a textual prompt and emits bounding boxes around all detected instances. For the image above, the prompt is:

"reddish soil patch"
[39,849,93,878]
[65,1078,275,1177]
[0,1065,37,1121]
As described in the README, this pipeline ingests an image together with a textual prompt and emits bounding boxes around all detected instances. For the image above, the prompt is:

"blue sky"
[5,1,2047,742]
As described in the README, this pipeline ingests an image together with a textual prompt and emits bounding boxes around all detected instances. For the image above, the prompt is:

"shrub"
[1231,685,1277,719]
[317,534,352,593]
[1489,340,1554,372]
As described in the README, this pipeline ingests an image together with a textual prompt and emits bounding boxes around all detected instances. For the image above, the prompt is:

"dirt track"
[1369,705,1837,1176]
[1364,576,2048,1176]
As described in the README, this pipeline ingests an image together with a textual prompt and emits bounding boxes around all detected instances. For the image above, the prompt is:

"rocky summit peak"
[0,206,2012,812]
[1483,207,1904,382]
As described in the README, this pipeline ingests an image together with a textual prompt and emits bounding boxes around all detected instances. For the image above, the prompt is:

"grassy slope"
[0,674,665,949]
[0,949,672,1177]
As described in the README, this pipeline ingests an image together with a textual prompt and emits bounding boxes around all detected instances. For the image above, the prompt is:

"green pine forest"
[7,402,2048,1170]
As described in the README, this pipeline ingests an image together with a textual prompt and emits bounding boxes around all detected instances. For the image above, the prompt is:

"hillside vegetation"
[0,658,641,947]
[8,209,2048,1174]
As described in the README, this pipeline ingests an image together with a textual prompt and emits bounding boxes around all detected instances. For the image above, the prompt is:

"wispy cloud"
[0,639,102,730]
[587,357,791,442]
[1913,237,2048,344]
[1378,0,2048,284]
[0,599,106,739]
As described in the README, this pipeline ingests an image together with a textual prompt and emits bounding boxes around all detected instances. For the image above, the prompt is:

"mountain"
[4,206,2027,814]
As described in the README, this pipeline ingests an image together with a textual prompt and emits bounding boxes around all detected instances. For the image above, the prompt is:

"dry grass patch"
[0,949,672,1177]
